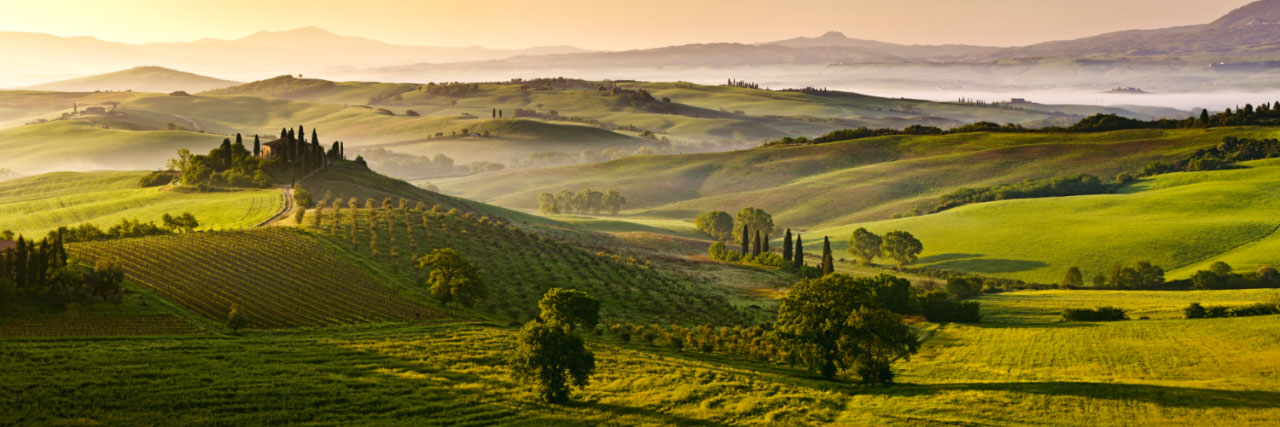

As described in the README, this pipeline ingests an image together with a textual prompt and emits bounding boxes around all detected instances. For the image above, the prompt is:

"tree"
[161,212,199,233]
[773,274,919,383]
[753,230,762,256]
[783,229,793,261]
[1209,261,1232,275]
[1062,266,1084,288]
[741,226,750,255]
[417,249,485,307]
[537,192,560,214]
[293,188,315,209]
[227,304,247,332]
[734,207,774,244]
[294,209,306,224]
[511,321,596,404]
[253,135,261,157]
[537,288,600,330]
[694,211,734,241]
[793,234,804,269]
[849,228,882,265]
[880,231,923,270]
[1200,109,1211,127]
[602,190,626,215]
[821,236,834,275]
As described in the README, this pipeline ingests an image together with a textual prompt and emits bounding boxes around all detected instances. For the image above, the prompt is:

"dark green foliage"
[936,174,1112,213]
[161,212,200,233]
[417,248,485,307]
[537,189,624,215]
[773,274,919,383]
[734,207,773,244]
[137,171,176,188]
[511,321,596,404]
[1062,266,1084,288]
[753,230,762,256]
[741,226,750,255]
[945,276,984,299]
[1140,137,1280,177]
[0,232,124,313]
[880,231,923,269]
[227,304,247,332]
[821,236,834,276]
[1184,302,1208,319]
[1185,301,1279,319]
[919,291,983,323]
[694,211,735,241]
[849,228,881,265]
[538,288,600,330]
[1061,307,1129,322]
[1105,261,1165,290]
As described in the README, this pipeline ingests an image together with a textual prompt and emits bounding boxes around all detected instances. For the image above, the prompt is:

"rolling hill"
[26,66,239,93]
[439,127,1280,228]
[810,157,1280,283]
[0,170,282,238]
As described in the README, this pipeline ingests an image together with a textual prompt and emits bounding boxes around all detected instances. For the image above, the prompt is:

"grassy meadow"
[809,157,1280,283]
[0,170,282,237]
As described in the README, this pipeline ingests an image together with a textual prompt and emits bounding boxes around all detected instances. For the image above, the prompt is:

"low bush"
[1184,301,1279,319]
[1061,306,1128,322]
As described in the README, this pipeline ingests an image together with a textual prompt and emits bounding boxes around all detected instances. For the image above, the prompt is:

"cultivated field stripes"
[69,228,446,328]
[0,314,200,337]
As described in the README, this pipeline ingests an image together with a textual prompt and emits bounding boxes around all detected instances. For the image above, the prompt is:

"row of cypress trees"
[781,228,835,275]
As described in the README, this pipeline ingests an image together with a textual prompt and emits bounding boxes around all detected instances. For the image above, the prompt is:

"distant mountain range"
[9,0,1280,91]
[26,66,239,93]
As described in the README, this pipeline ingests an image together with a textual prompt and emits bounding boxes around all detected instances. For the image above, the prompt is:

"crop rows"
[312,207,748,325]
[0,314,200,337]
[69,228,445,329]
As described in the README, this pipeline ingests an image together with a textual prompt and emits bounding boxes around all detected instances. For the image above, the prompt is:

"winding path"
[256,185,294,227]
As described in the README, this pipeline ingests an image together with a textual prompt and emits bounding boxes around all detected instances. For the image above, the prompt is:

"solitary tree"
[783,229,793,261]
[773,274,919,383]
[227,304,247,332]
[511,321,596,404]
[821,236,834,275]
[881,231,923,270]
[1199,109,1211,127]
[793,234,804,269]
[694,211,734,241]
[538,288,600,330]
[1062,266,1084,288]
[418,249,485,307]
[849,228,882,265]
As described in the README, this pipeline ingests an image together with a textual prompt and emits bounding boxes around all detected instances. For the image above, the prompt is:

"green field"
[0,120,227,173]
[0,170,282,237]
[808,157,1280,283]
[3,288,1277,426]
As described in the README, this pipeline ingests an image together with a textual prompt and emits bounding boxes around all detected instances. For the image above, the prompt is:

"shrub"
[1184,302,1207,319]
[919,291,981,323]
[138,171,175,187]
[1061,307,1128,322]
[945,276,984,299]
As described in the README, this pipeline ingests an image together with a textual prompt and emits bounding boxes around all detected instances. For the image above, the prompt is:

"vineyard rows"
[69,228,445,329]
[311,207,749,325]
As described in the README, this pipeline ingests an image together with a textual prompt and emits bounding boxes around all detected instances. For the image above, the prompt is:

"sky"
[0,0,1259,50]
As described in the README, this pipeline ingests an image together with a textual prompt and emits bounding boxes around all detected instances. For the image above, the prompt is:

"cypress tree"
[312,129,318,147]
[821,236,834,275]
[221,138,232,170]
[1200,109,1210,127]
[298,125,306,144]
[253,135,261,157]
[235,133,242,144]
[741,226,750,255]
[14,237,26,288]
[763,234,770,253]
[793,235,804,270]
[752,230,762,256]
[782,229,792,261]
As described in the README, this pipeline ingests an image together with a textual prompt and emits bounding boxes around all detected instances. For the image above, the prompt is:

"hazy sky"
[0,0,1259,50]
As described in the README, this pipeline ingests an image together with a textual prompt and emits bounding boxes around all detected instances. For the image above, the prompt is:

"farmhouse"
[259,139,286,160]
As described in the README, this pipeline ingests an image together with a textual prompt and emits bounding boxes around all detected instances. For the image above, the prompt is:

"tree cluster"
[773,274,920,383]
[537,189,626,215]
[1184,299,1279,319]
[0,232,125,313]
[935,174,1114,213]
[845,228,923,270]
[1139,137,1280,176]
[1061,307,1128,322]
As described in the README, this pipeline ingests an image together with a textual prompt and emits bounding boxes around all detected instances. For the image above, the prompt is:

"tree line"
[0,232,125,314]
[765,102,1280,147]
[537,190,626,215]
[171,125,345,190]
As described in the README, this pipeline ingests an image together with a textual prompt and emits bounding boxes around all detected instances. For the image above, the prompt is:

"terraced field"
[69,228,443,328]
[0,170,282,237]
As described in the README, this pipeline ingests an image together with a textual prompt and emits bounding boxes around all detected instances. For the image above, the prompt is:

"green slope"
[442,127,1280,228]
[0,120,226,174]
[0,170,281,237]
[808,158,1280,283]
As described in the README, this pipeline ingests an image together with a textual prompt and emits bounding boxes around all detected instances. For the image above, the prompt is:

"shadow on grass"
[918,253,984,263]
[865,381,1280,409]
[926,257,1048,274]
